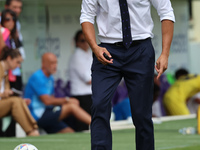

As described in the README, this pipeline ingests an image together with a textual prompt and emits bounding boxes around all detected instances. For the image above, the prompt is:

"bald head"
[42,52,57,63]
[42,52,57,76]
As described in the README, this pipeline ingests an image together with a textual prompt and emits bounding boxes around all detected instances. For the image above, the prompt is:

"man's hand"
[155,53,168,79]
[93,45,113,65]
[81,22,113,65]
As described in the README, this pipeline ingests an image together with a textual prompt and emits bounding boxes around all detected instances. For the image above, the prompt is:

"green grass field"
[0,118,200,150]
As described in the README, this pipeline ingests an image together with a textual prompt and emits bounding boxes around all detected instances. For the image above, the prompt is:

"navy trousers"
[91,38,155,150]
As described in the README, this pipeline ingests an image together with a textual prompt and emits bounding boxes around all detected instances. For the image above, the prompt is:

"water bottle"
[179,127,196,135]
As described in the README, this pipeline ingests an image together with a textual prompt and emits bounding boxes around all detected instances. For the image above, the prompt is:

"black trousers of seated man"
[64,94,92,132]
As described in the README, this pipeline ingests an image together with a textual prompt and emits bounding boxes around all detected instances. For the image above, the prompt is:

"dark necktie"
[119,0,132,49]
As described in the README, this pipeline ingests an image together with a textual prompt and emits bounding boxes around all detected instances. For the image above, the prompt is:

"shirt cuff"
[160,11,175,23]
[80,14,95,24]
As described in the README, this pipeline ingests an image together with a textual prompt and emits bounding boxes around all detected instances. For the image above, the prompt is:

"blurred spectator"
[24,52,91,134]
[175,68,199,114]
[68,30,92,131]
[1,9,20,49]
[54,79,68,98]
[152,77,162,117]
[112,80,131,121]
[153,73,175,116]
[163,68,200,115]
[1,9,23,96]
[1,0,25,96]
[0,47,39,136]
[4,0,23,48]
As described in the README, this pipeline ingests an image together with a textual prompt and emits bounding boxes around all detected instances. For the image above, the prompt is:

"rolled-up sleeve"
[80,0,98,24]
[151,0,175,22]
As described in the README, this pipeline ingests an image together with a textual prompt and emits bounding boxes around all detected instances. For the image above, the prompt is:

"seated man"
[24,52,91,134]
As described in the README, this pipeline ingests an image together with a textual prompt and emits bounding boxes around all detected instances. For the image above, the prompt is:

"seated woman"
[0,47,39,136]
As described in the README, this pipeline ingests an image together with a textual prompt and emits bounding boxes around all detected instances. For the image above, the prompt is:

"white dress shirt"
[80,0,175,43]
[69,48,93,96]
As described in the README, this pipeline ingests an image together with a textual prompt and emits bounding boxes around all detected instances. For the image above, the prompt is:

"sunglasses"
[5,17,16,22]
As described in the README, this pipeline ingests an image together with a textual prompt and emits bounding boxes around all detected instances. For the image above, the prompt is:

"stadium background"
[1,0,200,84]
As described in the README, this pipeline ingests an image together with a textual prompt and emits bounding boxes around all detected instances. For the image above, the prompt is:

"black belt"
[114,38,150,47]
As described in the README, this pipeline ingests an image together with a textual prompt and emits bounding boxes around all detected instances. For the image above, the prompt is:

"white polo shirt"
[68,48,93,96]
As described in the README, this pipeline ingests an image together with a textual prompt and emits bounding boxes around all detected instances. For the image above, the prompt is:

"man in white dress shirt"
[80,0,175,150]
[68,30,93,131]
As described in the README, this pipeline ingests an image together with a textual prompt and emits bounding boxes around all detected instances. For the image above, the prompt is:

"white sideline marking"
[110,114,196,131]
[155,114,196,122]
[158,144,190,150]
